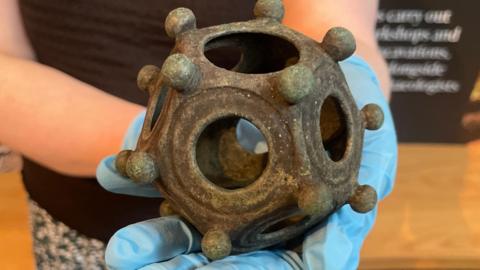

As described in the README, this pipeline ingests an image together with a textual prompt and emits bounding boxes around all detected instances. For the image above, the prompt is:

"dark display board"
[377,0,479,142]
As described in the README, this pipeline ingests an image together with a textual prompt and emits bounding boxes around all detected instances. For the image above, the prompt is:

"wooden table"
[360,143,480,269]
[0,143,479,269]
[0,172,33,269]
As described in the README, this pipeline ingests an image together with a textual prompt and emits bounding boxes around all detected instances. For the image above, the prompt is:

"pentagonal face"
[299,58,363,202]
[172,19,323,98]
[156,87,299,231]
[203,32,300,74]
[149,86,349,253]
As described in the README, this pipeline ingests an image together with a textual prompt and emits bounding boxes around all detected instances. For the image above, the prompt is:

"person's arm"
[0,0,144,177]
[283,0,391,99]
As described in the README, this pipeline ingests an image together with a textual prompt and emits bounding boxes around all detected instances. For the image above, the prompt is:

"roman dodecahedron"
[115,0,384,260]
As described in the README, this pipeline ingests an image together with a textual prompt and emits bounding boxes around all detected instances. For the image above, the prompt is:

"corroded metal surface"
[116,0,384,260]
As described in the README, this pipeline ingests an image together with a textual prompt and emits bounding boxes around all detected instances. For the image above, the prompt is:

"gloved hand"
[97,55,397,270]
[97,111,161,198]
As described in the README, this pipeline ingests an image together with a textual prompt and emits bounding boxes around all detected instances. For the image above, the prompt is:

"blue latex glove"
[97,55,397,270]
[97,111,161,198]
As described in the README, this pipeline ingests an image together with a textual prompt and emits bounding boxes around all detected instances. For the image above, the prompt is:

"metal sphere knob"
[137,65,160,93]
[161,53,201,92]
[165,7,197,38]
[125,151,159,184]
[362,103,384,130]
[253,0,284,22]
[201,229,232,260]
[277,64,315,104]
[348,185,378,213]
[322,27,356,61]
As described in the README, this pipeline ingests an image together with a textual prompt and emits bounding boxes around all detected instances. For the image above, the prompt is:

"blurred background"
[1,0,479,269]
[359,1,480,268]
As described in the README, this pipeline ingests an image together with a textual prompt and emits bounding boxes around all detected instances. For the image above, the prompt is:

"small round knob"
[201,229,232,260]
[125,151,159,184]
[361,103,384,130]
[348,184,377,213]
[161,53,201,92]
[322,27,356,61]
[115,150,132,177]
[159,200,177,216]
[165,7,196,39]
[253,0,284,22]
[277,65,314,104]
[137,65,160,93]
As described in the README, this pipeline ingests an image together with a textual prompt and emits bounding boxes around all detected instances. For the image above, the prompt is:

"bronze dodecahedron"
[116,0,384,260]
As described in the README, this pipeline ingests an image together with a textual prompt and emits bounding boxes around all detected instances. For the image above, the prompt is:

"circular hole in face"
[320,96,348,161]
[204,33,299,74]
[203,45,243,71]
[195,117,269,190]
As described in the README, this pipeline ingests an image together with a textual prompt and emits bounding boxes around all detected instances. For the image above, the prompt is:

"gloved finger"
[138,253,209,270]
[359,130,397,199]
[358,87,396,200]
[122,110,146,149]
[340,56,398,199]
[96,155,161,198]
[197,250,303,270]
[303,207,376,270]
[105,216,202,270]
[302,151,392,270]
[341,56,388,109]
[302,56,398,270]
[236,119,268,154]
